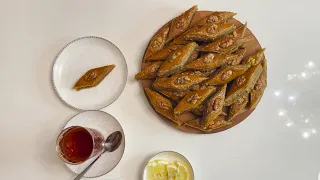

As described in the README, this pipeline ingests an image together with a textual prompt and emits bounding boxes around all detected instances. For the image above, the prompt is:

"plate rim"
[52,36,128,111]
[59,110,126,178]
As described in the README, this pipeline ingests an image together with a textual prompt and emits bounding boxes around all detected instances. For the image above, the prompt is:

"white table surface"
[1,0,320,179]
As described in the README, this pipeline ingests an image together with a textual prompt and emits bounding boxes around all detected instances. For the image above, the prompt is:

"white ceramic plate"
[143,151,194,180]
[52,36,127,110]
[62,110,125,178]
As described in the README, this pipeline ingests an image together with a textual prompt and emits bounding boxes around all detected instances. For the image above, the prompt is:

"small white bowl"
[142,151,194,180]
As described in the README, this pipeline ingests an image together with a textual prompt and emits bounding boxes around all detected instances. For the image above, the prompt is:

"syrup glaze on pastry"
[73,65,115,91]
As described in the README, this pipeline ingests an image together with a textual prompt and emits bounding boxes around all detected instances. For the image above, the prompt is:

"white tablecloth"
[1,0,320,179]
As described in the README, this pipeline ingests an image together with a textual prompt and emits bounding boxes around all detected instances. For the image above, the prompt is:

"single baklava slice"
[173,23,236,44]
[205,64,250,85]
[200,23,252,54]
[158,42,198,77]
[135,61,162,80]
[153,73,207,91]
[192,11,237,28]
[144,44,183,62]
[185,53,238,71]
[73,65,115,91]
[241,48,266,66]
[249,59,267,110]
[202,85,227,128]
[228,93,249,121]
[143,26,170,60]
[166,5,198,43]
[156,89,190,103]
[145,88,182,125]
[174,86,216,115]
[225,64,263,106]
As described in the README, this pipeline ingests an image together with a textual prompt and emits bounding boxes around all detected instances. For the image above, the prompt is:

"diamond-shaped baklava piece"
[73,65,115,91]
[225,64,263,106]
[166,5,198,43]
[173,23,236,44]
[249,59,267,110]
[174,86,216,115]
[158,42,198,77]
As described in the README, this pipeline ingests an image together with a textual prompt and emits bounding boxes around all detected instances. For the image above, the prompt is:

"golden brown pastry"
[205,117,231,130]
[144,44,183,62]
[227,48,246,66]
[192,11,237,27]
[182,69,216,77]
[202,85,227,128]
[186,117,231,132]
[187,48,200,62]
[191,105,204,116]
[135,61,162,80]
[153,73,207,91]
[205,64,251,85]
[166,5,198,43]
[173,23,236,44]
[174,86,216,115]
[143,26,170,60]
[228,93,249,120]
[185,53,238,71]
[145,88,182,125]
[73,65,115,91]
[185,118,208,132]
[158,42,198,77]
[242,48,266,66]
[225,64,263,106]
[249,59,267,110]
[157,89,190,103]
[200,23,252,54]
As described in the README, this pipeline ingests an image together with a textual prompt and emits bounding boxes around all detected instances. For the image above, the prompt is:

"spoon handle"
[74,153,103,180]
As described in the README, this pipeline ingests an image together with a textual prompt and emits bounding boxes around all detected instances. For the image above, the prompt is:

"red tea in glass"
[56,126,104,164]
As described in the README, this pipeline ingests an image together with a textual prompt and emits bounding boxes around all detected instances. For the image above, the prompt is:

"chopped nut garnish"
[156,101,170,110]
[221,70,233,80]
[232,31,238,37]
[220,39,234,48]
[203,54,215,63]
[212,98,223,111]
[151,37,163,48]
[176,19,185,29]
[187,94,201,104]
[175,76,191,84]
[169,52,182,62]
[254,81,262,90]
[206,15,219,23]
[206,24,218,33]
[173,91,186,97]
[200,84,210,90]
[84,72,97,81]
[236,75,246,86]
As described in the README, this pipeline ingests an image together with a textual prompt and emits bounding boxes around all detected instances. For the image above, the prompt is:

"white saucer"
[143,151,194,180]
[62,110,125,178]
[52,36,127,110]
